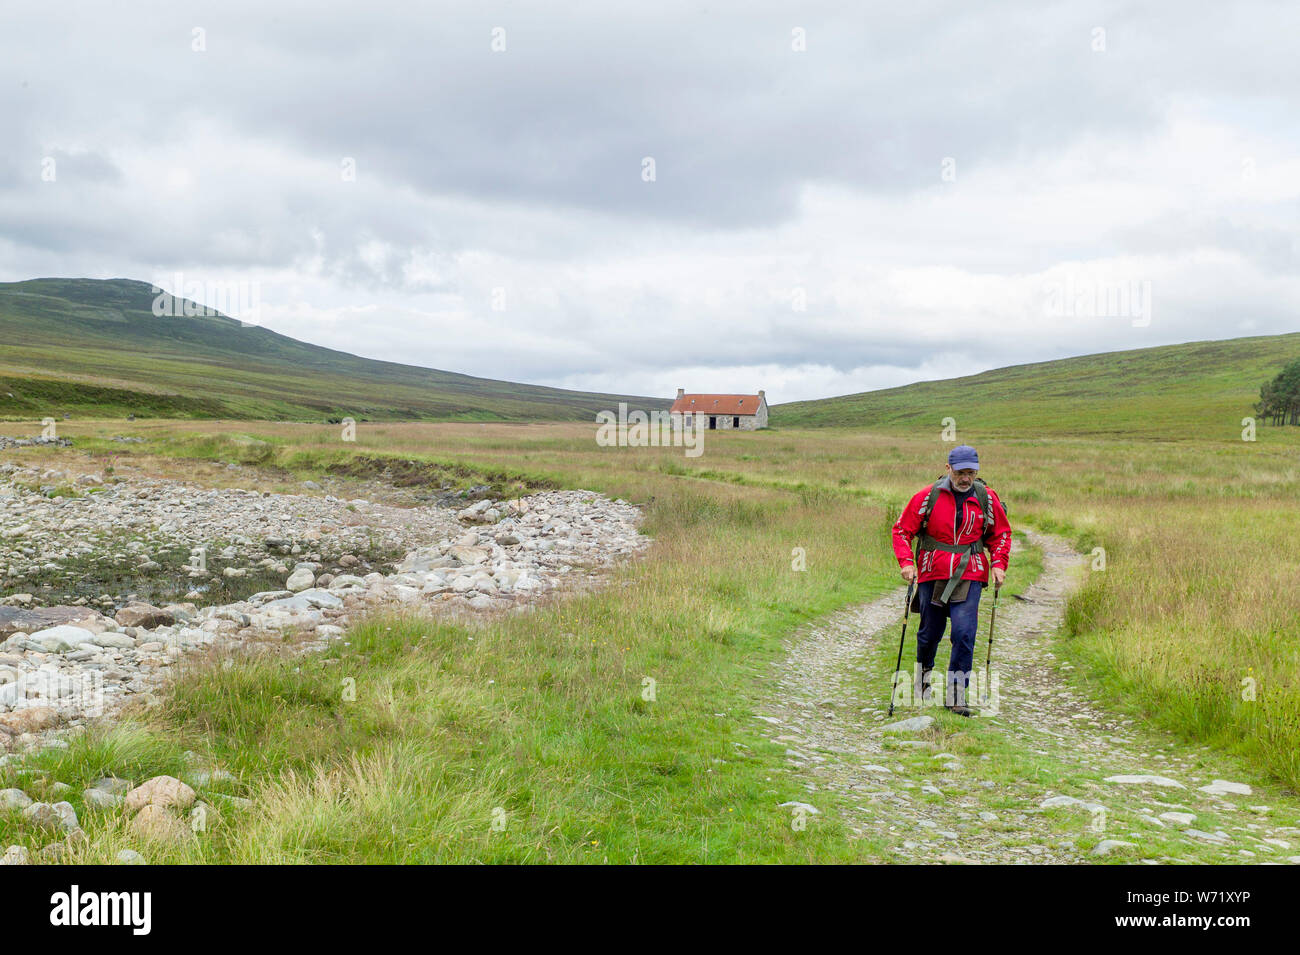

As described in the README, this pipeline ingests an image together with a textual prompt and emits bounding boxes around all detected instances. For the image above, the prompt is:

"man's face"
[947,465,977,490]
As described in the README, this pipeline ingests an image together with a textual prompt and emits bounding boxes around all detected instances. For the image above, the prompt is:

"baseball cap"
[948,445,979,471]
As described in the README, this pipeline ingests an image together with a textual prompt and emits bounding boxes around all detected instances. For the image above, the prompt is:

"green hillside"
[0,278,671,422]
[774,333,1300,437]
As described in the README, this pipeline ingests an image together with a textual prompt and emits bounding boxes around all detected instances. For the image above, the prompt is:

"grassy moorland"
[775,332,1300,437]
[0,278,670,422]
[0,404,1296,863]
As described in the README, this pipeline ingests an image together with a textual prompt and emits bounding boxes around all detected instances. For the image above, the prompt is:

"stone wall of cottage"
[672,401,767,431]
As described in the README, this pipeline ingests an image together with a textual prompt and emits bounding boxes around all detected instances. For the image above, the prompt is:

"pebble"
[778,801,820,815]
[22,800,78,832]
[0,787,33,810]
[0,845,30,865]
[1040,795,1107,813]
[83,788,123,810]
[124,775,196,812]
[1199,780,1251,796]
[881,716,935,733]
[1092,840,1138,856]
[1104,774,1185,788]
[285,568,315,592]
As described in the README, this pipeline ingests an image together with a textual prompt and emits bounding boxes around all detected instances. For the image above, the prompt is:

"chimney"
[676,388,685,399]
[758,389,766,401]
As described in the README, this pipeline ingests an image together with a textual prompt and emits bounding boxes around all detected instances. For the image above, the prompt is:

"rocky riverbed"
[0,458,651,756]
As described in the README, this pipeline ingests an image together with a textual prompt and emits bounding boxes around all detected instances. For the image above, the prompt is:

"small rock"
[0,706,60,734]
[92,776,133,795]
[1198,780,1251,797]
[285,568,315,592]
[130,804,195,844]
[0,845,30,865]
[0,788,34,810]
[1103,774,1185,788]
[83,788,123,810]
[22,800,78,832]
[115,849,146,865]
[37,841,73,862]
[1040,795,1107,812]
[778,801,820,815]
[187,768,236,787]
[114,602,174,629]
[26,625,93,653]
[124,775,196,813]
[1092,840,1138,857]
[881,716,935,733]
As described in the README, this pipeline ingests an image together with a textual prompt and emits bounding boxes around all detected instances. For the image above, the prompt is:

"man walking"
[891,445,1011,716]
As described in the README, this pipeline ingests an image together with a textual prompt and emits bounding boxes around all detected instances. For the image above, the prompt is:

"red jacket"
[892,477,1011,584]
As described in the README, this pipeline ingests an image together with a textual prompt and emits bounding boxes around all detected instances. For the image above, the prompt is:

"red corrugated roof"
[670,394,764,415]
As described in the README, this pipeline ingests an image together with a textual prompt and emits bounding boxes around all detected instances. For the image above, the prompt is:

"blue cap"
[948,445,979,471]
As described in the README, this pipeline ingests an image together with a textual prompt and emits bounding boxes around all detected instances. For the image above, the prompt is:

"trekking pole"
[887,578,916,717]
[982,581,1000,705]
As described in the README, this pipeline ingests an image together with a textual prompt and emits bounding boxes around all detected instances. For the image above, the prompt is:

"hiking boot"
[944,703,973,717]
[915,668,934,705]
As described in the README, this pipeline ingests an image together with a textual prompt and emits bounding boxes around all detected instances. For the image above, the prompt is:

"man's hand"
[901,564,917,585]
[992,567,1006,588]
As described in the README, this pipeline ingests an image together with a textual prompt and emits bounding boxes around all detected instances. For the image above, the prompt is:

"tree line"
[1256,357,1300,426]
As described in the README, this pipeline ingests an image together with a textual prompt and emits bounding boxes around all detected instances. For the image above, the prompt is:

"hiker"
[891,445,1011,716]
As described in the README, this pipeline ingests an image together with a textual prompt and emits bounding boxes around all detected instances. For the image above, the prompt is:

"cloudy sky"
[2,1,1297,403]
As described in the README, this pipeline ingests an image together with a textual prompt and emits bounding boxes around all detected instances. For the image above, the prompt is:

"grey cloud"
[0,0,1298,402]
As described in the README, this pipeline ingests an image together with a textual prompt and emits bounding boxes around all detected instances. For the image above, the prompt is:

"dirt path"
[760,530,1300,864]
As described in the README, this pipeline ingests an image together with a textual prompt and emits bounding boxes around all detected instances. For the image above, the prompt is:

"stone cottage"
[670,389,768,430]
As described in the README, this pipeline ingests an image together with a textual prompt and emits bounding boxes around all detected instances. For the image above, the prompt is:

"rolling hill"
[773,333,1300,437]
[0,278,671,422]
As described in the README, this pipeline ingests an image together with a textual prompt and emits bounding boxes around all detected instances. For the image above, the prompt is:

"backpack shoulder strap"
[918,478,944,534]
[914,479,944,566]
[972,479,1000,541]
